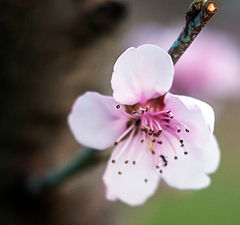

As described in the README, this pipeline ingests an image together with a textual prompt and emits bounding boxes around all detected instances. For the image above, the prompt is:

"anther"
[177,129,181,133]
[114,141,119,146]
[152,139,156,143]
[118,171,122,175]
[181,144,184,147]
[185,128,190,133]
[157,141,163,144]
[156,165,160,169]
[133,111,137,114]
[144,179,148,183]
[132,161,136,165]
[125,160,129,164]
[184,151,188,155]
[145,107,149,112]
[160,154,168,166]
[163,119,170,123]
[151,151,155,155]
[141,110,145,114]
[174,156,178,160]
[180,140,184,144]
[159,170,163,174]
[116,105,120,109]
[111,160,116,163]
[141,139,144,143]
[156,130,162,136]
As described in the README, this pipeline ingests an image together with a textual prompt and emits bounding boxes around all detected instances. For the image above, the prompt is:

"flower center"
[113,97,190,174]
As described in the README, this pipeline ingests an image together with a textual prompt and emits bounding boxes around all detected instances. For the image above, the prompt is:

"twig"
[26,148,102,194]
[168,0,217,64]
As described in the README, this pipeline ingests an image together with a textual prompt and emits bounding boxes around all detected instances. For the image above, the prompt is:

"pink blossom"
[126,24,240,99]
[68,45,220,206]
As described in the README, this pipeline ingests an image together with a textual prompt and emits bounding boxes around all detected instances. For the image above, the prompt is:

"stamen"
[114,123,135,144]
[153,120,163,134]
[116,105,120,109]
[118,171,122,175]
[160,154,168,167]
[167,110,174,119]
[162,133,178,158]
[114,131,135,161]
[144,179,148,183]
[111,160,116,163]
[149,139,154,153]
[172,119,190,133]
[123,133,145,166]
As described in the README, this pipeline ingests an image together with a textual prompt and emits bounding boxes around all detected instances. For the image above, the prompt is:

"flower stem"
[168,0,217,64]
[26,148,103,194]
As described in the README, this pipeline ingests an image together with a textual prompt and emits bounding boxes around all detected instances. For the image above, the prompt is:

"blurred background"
[1,0,240,224]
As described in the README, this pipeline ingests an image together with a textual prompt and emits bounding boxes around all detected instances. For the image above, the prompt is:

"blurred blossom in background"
[125,24,240,101]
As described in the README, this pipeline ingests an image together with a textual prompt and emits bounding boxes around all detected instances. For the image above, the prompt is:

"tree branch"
[26,148,103,194]
[168,1,217,64]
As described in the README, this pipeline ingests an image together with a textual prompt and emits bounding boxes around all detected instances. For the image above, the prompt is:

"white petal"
[202,135,221,174]
[68,92,128,150]
[164,93,212,148]
[176,95,215,133]
[103,135,160,206]
[111,44,174,105]
[159,140,211,190]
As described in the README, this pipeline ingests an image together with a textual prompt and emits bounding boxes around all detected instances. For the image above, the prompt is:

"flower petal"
[68,92,128,150]
[202,135,221,174]
[175,95,215,133]
[159,140,211,190]
[103,135,160,206]
[164,93,212,148]
[111,44,174,105]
